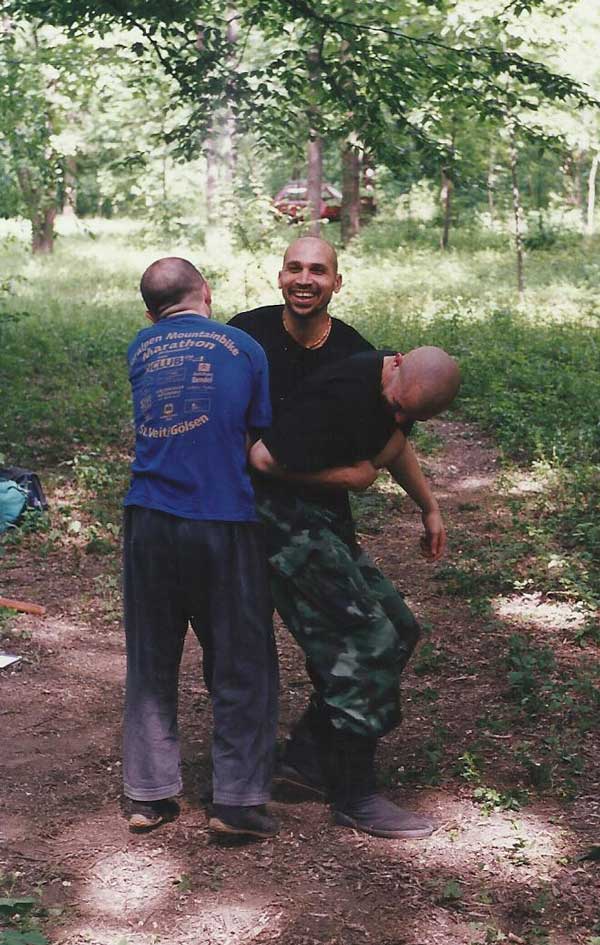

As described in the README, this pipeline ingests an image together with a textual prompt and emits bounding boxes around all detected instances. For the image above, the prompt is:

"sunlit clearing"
[398,910,491,945]
[458,474,496,491]
[335,795,567,883]
[174,900,281,944]
[81,848,181,917]
[493,593,587,631]
[507,473,547,495]
[67,887,280,945]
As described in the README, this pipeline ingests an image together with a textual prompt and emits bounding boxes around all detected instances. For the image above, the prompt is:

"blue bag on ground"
[0,480,28,533]
[0,466,48,513]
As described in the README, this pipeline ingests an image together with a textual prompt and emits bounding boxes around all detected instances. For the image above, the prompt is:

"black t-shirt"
[229,306,373,408]
[263,351,398,473]
[229,305,375,525]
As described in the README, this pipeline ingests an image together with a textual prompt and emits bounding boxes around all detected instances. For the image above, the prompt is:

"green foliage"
[418,306,600,466]
[453,750,529,808]
[413,641,447,676]
[0,21,113,247]
[502,634,600,749]
[506,634,556,713]
[472,785,526,813]
[410,423,444,455]
[350,475,404,535]
[0,933,49,945]
[3,0,596,186]
[437,880,463,904]
[454,751,483,784]
[0,606,18,633]
[433,469,598,629]
[133,198,206,249]
[0,899,36,915]
[403,721,449,786]
[0,893,49,945]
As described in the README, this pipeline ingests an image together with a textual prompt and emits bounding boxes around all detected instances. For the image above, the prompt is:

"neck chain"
[283,313,332,350]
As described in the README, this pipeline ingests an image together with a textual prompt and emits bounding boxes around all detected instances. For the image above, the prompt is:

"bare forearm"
[249,440,378,491]
[386,440,438,513]
[387,439,446,561]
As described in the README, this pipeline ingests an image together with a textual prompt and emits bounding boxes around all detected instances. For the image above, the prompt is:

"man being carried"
[123,257,279,839]
[249,345,460,838]
[230,237,456,840]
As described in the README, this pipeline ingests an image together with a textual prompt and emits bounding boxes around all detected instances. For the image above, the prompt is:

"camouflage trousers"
[257,493,421,738]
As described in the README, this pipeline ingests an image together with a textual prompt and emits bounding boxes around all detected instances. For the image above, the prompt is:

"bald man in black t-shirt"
[248,343,459,839]
[250,345,460,544]
[230,237,459,840]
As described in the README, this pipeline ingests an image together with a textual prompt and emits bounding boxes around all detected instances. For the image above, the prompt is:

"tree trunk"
[306,131,322,236]
[362,152,376,197]
[161,149,168,203]
[487,148,496,222]
[223,9,239,190]
[16,164,56,253]
[31,206,56,253]
[223,110,236,190]
[440,166,453,251]
[574,151,583,210]
[338,36,360,246]
[440,123,456,251]
[306,44,322,236]
[563,152,583,209]
[508,122,525,300]
[341,141,360,246]
[205,130,218,225]
[586,152,599,237]
[62,155,77,217]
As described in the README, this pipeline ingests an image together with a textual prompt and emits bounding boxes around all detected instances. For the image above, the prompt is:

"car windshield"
[276,182,342,204]
[282,187,307,199]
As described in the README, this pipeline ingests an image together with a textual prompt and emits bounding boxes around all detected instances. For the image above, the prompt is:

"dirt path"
[1,419,598,945]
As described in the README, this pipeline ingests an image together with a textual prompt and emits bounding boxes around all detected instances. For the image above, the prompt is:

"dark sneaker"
[128,798,180,831]
[333,794,437,840]
[275,762,327,799]
[208,804,280,839]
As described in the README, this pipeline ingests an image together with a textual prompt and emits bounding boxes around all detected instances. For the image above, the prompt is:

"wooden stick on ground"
[0,596,46,616]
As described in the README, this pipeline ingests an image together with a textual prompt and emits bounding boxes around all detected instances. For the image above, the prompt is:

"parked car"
[272,180,376,222]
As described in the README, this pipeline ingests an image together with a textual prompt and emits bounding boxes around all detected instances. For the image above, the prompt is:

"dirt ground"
[1,419,599,945]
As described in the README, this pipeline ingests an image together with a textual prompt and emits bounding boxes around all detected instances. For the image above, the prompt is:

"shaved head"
[283,237,338,274]
[400,347,461,417]
[140,257,207,318]
[382,346,461,422]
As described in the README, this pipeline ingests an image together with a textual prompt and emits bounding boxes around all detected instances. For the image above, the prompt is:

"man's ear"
[145,310,159,324]
[393,352,403,368]
[203,281,213,316]
[333,273,342,293]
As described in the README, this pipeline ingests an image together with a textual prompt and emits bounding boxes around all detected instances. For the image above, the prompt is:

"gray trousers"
[122,506,278,806]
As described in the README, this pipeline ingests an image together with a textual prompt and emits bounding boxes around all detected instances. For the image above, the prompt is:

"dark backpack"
[0,466,48,513]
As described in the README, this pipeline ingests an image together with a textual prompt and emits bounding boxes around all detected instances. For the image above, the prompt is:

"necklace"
[283,314,332,350]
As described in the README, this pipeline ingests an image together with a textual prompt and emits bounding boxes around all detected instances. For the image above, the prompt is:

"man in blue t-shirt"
[122,256,279,839]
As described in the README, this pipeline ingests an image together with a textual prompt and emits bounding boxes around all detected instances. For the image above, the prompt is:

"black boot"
[276,699,331,798]
[331,732,437,840]
[209,804,280,839]
[127,798,180,831]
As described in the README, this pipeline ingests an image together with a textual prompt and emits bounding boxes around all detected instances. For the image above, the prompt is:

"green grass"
[1,215,599,607]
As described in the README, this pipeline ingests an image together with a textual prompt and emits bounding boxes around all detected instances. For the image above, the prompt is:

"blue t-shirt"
[124,313,271,521]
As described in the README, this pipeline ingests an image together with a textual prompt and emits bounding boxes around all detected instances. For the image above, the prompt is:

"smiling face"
[278,238,342,321]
